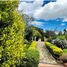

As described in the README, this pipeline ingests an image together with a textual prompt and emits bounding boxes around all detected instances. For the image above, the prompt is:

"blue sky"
[34,19,67,31]
[19,0,67,31]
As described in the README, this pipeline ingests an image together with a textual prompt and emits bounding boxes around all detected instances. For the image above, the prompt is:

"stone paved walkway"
[37,40,57,64]
[36,40,64,67]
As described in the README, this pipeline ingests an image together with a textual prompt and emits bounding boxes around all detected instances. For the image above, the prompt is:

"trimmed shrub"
[28,41,37,50]
[50,46,63,56]
[45,42,53,47]
[16,41,39,67]
[45,42,63,58]
[16,49,39,67]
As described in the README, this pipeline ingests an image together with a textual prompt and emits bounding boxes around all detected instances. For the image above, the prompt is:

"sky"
[19,0,67,31]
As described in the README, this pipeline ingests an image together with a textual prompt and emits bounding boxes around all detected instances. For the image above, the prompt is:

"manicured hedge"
[45,42,63,57]
[17,41,39,67]
[28,41,37,50]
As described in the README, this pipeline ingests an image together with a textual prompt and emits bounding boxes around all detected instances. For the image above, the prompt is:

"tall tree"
[45,30,56,39]
[0,1,25,67]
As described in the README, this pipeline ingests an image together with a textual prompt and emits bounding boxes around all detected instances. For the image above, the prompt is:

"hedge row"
[28,41,39,67]
[17,41,39,67]
[45,42,63,58]
[28,41,37,50]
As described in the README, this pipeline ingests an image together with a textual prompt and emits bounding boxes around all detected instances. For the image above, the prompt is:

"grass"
[57,35,65,40]
[63,49,67,54]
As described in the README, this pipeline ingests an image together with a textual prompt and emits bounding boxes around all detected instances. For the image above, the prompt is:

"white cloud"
[18,0,43,16]
[20,0,34,1]
[31,21,44,26]
[63,18,67,22]
[33,0,67,20]
[61,23,65,26]
[19,0,67,20]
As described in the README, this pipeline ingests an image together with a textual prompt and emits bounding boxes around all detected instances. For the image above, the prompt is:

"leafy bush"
[28,41,37,50]
[45,42,52,47]
[63,49,67,54]
[52,39,67,49]
[0,1,25,67]
[16,49,39,67]
[45,42,63,57]
[50,46,63,56]
[23,41,36,51]
[24,39,29,44]
[16,41,39,67]
[59,54,67,63]
[65,35,67,40]
[57,35,65,40]
[47,37,53,42]
[23,44,30,51]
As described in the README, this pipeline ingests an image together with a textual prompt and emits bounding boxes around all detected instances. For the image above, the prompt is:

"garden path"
[36,39,64,67]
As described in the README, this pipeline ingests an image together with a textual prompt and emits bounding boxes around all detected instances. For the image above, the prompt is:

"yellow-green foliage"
[25,41,39,67]
[45,42,63,56]
[28,41,37,50]
[57,35,65,40]
[45,42,52,47]
[0,1,25,67]
[18,46,39,67]
[18,41,39,67]
[50,46,63,56]
[63,49,67,54]
[0,46,3,58]
[32,30,41,37]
